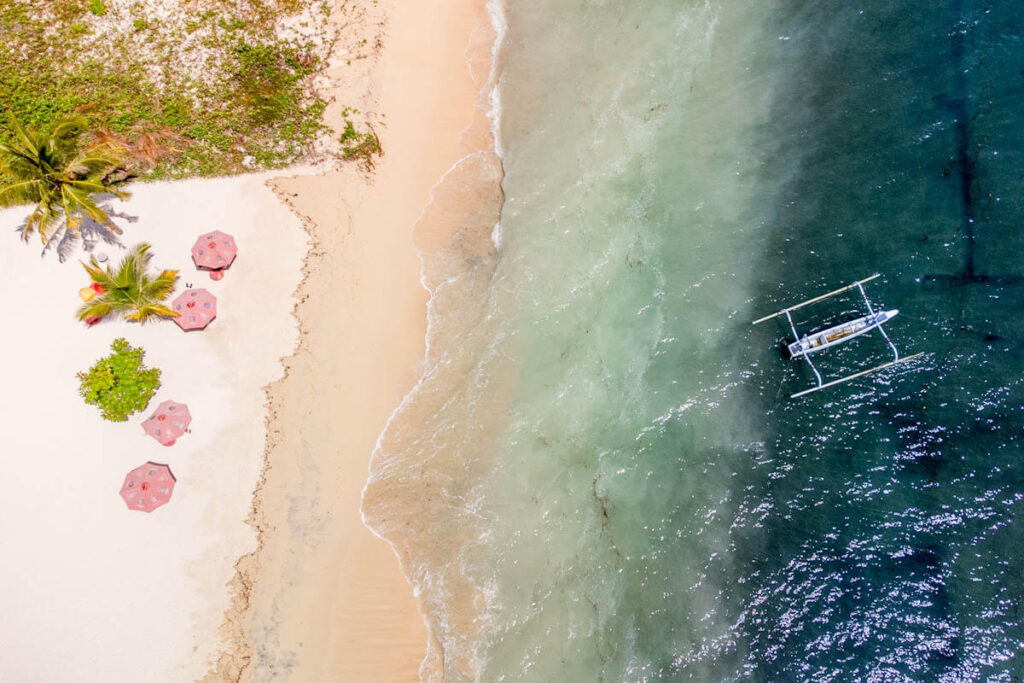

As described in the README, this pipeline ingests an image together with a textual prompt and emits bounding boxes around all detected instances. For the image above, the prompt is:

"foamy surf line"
[486,0,508,158]
[364,0,507,521]
[361,0,508,679]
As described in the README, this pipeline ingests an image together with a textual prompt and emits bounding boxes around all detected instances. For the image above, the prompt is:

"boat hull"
[788,309,898,358]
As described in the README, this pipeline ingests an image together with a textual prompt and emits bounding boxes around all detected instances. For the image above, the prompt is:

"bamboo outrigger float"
[753,274,923,398]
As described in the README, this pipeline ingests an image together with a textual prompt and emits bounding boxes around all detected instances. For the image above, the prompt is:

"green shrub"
[77,338,161,422]
[88,0,107,17]
[232,40,315,124]
[339,119,381,169]
[159,96,191,127]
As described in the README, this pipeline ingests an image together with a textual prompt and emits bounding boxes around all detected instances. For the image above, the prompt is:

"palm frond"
[0,150,47,185]
[60,189,80,235]
[114,242,147,284]
[142,269,179,299]
[0,143,43,170]
[81,258,105,279]
[108,187,131,202]
[50,116,88,140]
[0,179,44,206]
[63,185,110,225]
[66,213,83,235]
[76,300,114,321]
[66,179,121,200]
[22,204,43,242]
[68,149,125,179]
[116,243,152,291]
[126,303,178,322]
[26,201,63,243]
[133,245,153,283]
[9,117,38,157]
[81,258,116,289]
[49,116,90,164]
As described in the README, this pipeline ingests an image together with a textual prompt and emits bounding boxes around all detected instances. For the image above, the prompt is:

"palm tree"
[78,243,179,324]
[0,116,131,246]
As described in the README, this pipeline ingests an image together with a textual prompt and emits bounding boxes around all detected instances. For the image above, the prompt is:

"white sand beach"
[0,174,308,682]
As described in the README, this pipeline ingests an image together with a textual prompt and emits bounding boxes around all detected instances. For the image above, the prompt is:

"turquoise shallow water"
[369,1,1024,679]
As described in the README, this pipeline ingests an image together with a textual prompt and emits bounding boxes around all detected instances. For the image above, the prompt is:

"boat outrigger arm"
[753,274,923,398]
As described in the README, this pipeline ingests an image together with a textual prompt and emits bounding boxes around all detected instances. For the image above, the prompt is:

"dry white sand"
[0,173,308,682]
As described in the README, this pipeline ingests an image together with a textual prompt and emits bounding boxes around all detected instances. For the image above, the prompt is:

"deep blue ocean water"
[369,1,1024,679]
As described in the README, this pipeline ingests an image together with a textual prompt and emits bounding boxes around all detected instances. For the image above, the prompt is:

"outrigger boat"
[786,308,899,358]
[753,274,923,398]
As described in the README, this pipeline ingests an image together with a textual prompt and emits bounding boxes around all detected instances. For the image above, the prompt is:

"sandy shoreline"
[207,0,501,680]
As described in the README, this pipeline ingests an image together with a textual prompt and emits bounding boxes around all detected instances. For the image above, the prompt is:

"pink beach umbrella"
[171,288,217,331]
[191,230,237,279]
[142,400,191,446]
[119,462,176,513]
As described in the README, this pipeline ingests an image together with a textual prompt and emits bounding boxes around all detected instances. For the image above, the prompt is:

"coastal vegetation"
[0,116,130,246]
[339,118,382,170]
[77,242,178,324]
[77,337,161,422]
[0,0,335,178]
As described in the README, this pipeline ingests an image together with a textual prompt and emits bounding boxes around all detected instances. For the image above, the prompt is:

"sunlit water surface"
[372,1,1024,680]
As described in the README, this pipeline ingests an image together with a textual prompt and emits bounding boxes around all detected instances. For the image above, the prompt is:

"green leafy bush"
[87,0,107,17]
[77,338,161,422]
